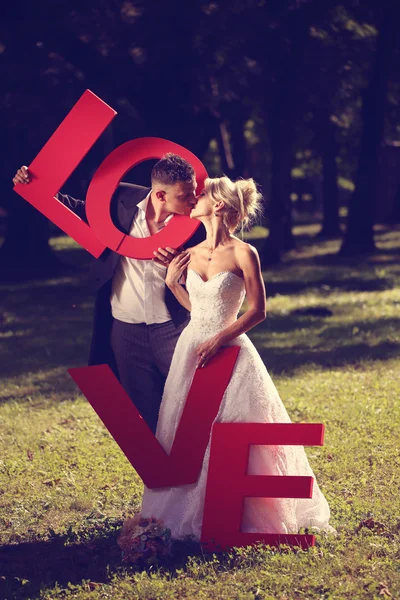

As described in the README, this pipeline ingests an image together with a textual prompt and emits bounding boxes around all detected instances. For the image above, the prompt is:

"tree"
[0,0,217,275]
[340,1,399,255]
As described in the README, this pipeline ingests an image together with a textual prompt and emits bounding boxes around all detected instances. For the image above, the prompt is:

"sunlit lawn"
[1,225,400,599]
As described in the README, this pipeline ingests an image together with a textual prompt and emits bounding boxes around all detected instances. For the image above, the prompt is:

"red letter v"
[69,346,239,488]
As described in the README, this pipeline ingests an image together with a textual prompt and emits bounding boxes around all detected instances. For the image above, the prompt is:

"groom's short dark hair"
[151,153,195,186]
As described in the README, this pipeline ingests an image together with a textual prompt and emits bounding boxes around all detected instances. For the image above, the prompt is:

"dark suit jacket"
[58,183,205,368]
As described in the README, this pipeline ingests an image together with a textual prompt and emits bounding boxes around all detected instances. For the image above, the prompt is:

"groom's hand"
[153,246,179,266]
[12,165,30,185]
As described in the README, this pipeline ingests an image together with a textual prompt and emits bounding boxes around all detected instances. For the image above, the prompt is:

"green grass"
[1,227,400,599]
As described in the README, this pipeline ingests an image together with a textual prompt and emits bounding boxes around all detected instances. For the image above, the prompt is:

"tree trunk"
[391,182,400,223]
[318,115,341,238]
[216,119,235,176]
[215,105,247,180]
[260,22,307,265]
[340,4,395,255]
[263,113,296,265]
[0,31,61,278]
[226,101,248,179]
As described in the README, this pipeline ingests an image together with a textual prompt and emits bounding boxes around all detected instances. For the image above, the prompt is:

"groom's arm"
[56,192,87,221]
[13,165,88,221]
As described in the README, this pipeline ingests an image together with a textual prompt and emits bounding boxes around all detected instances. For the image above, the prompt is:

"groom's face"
[163,179,197,215]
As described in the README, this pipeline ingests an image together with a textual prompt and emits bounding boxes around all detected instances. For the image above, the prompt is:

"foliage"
[2,0,400,267]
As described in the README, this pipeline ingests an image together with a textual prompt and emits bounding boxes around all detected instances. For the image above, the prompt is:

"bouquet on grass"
[117,514,172,564]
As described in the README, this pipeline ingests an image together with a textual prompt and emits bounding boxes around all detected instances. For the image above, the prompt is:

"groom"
[13,154,204,432]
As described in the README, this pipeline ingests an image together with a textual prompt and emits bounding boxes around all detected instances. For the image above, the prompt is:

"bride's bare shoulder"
[232,239,261,272]
[231,237,258,256]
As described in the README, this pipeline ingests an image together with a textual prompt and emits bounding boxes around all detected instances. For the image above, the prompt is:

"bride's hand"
[196,336,221,368]
[165,251,190,288]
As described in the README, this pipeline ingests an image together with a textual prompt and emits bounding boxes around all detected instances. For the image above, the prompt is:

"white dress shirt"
[110,193,174,324]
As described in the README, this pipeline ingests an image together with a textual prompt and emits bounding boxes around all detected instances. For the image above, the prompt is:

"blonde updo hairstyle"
[204,176,263,232]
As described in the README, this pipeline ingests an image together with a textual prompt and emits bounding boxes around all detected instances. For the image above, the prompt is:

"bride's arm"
[165,251,192,312]
[196,245,266,367]
[218,245,266,341]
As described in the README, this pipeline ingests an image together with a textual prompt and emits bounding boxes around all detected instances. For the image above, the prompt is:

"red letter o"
[85,137,208,258]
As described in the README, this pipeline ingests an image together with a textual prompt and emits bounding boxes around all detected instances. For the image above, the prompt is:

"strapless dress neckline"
[188,269,244,284]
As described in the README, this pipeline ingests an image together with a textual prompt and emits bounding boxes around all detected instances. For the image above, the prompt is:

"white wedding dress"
[141,269,333,539]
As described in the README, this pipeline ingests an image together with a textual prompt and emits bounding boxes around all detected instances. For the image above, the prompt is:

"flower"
[117,515,172,564]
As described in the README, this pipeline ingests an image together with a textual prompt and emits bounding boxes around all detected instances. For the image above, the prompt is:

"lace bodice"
[186,269,246,333]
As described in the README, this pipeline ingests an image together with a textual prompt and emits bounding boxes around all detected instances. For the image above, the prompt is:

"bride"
[140,176,333,539]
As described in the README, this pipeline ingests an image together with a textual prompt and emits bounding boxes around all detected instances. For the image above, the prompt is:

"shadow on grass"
[0,276,93,381]
[0,368,82,404]
[310,248,400,270]
[1,239,400,387]
[0,533,124,599]
[1,271,400,386]
[0,531,203,599]
[254,309,400,375]
[257,339,400,376]
[264,276,394,297]
[260,313,400,335]
[0,244,93,284]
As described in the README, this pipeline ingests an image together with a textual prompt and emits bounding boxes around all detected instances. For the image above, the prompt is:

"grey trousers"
[110,318,188,433]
